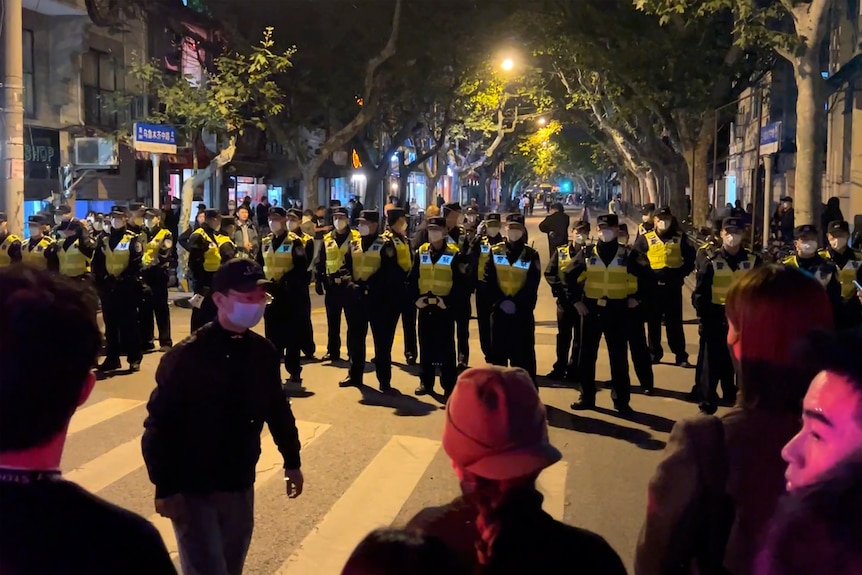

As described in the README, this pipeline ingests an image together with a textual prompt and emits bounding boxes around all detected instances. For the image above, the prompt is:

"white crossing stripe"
[68,398,145,435]
[64,435,144,493]
[151,420,331,557]
[277,435,440,574]
[536,460,568,521]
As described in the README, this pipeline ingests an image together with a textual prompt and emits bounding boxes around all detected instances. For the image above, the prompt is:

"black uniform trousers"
[324,283,349,358]
[400,292,418,360]
[647,282,688,362]
[579,300,631,406]
[476,289,493,363]
[553,300,580,378]
[456,300,471,364]
[264,291,303,379]
[140,266,172,347]
[489,309,537,383]
[417,307,458,393]
[102,280,143,364]
[344,292,394,387]
[626,306,654,390]
[300,286,315,356]
[698,314,736,403]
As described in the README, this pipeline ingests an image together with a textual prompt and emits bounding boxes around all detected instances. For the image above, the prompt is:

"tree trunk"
[364,164,389,211]
[682,136,711,229]
[643,171,658,206]
[792,53,826,228]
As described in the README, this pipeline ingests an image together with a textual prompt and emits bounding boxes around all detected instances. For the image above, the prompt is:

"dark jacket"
[407,493,627,575]
[142,322,302,498]
[539,210,571,252]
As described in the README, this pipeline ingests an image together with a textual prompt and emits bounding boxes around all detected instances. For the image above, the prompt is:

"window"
[82,50,117,128]
[23,30,34,117]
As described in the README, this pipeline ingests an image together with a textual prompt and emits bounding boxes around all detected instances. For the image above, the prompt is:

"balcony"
[23,0,86,16]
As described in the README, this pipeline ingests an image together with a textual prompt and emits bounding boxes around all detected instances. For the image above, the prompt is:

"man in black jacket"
[142,258,304,575]
[538,202,570,258]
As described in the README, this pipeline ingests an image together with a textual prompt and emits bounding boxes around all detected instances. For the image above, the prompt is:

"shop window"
[23,30,35,117]
[82,50,117,128]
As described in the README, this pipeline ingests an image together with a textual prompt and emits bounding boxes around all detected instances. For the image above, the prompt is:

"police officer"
[384,208,418,364]
[91,213,107,242]
[340,211,398,391]
[692,217,761,413]
[443,202,470,369]
[819,220,862,328]
[620,222,655,394]
[127,202,149,246]
[259,206,308,384]
[408,216,467,397]
[55,220,95,280]
[187,209,236,331]
[287,208,316,358]
[484,213,541,382]
[635,203,656,241]
[633,206,696,366]
[140,209,174,352]
[471,212,504,363]
[92,206,143,372]
[0,212,22,268]
[783,224,842,321]
[463,206,480,244]
[543,220,590,381]
[316,206,360,361]
[50,205,74,240]
[567,214,649,415]
[21,214,58,271]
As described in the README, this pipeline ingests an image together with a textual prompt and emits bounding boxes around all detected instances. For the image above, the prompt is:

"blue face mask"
[226,300,266,329]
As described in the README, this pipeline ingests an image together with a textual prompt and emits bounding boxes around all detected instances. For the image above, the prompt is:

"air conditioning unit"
[74,137,119,168]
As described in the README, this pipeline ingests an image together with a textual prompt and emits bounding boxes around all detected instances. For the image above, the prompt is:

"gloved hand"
[315,282,324,295]
[415,297,429,309]
[499,300,516,315]
[436,298,447,310]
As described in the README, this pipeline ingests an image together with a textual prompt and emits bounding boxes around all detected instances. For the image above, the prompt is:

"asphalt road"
[63,207,709,574]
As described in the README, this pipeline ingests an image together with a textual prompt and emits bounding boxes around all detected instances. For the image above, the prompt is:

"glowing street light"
[501,58,514,71]
[537,117,547,126]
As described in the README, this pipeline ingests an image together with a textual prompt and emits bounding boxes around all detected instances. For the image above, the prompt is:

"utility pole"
[2,0,25,236]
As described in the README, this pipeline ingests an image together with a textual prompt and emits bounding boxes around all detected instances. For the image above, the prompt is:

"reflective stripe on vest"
[819,249,862,300]
[644,231,683,269]
[351,237,386,281]
[0,234,21,267]
[491,245,531,297]
[192,228,232,273]
[711,255,756,305]
[261,233,297,281]
[783,255,834,288]
[418,243,455,296]
[143,228,171,267]
[324,230,359,275]
[104,232,136,277]
[387,233,412,272]
[477,238,492,280]
[583,246,629,300]
[58,240,89,277]
[557,245,573,281]
[21,236,54,270]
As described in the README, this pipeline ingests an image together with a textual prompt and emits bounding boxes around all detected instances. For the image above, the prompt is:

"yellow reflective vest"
[21,236,55,270]
[351,236,386,282]
[491,244,534,297]
[324,229,361,275]
[418,243,457,296]
[556,245,574,281]
[710,253,757,305]
[103,231,138,277]
[261,232,300,281]
[581,245,632,300]
[644,231,683,270]
[384,231,412,272]
[783,255,835,288]
[819,249,862,300]
[192,227,233,273]
[0,234,21,267]
[476,237,495,280]
[57,239,90,277]
[143,228,172,267]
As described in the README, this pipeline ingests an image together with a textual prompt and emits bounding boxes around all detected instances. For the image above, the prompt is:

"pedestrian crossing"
[59,396,571,574]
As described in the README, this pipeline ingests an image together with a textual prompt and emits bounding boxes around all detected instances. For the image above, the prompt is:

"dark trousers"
[400,295,418,359]
[647,283,688,361]
[489,309,537,382]
[140,267,172,346]
[579,303,631,406]
[456,300,471,364]
[698,316,736,403]
[476,290,493,362]
[553,300,580,376]
[418,307,457,392]
[345,297,394,386]
[300,286,315,356]
[264,294,303,379]
[172,488,254,575]
[626,310,654,390]
[324,286,348,358]
[102,281,143,364]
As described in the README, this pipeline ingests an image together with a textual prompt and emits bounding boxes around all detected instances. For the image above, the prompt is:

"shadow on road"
[357,385,439,417]
[644,387,693,403]
[545,405,666,451]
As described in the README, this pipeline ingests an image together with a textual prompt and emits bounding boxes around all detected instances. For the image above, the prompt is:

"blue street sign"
[759,121,782,155]
[133,122,178,154]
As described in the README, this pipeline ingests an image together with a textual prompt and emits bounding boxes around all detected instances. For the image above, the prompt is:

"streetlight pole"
[2,0,25,235]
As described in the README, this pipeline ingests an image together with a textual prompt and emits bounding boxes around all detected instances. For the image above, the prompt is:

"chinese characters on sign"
[133,122,179,154]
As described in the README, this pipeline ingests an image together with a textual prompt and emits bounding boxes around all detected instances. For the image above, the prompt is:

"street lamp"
[537,117,547,126]
[501,58,514,71]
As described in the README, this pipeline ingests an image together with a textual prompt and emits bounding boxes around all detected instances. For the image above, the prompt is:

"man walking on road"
[142,259,304,575]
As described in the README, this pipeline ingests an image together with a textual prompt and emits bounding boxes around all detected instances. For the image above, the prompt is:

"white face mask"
[29,225,42,237]
[93,222,104,231]
[466,215,477,225]
[506,229,524,243]
[799,241,818,256]
[287,220,299,231]
[830,237,848,250]
[111,218,125,229]
[269,220,283,233]
[428,229,445,243]
[485,224,502,237]
[574,234,586,245]
[334,219,348,231]
[656,219,670,232]
[225,300,266,329]
[358,224,371,237]
[600,229,617,243]
[54,215,63,225]
[86,216,95,224]
[723,234,742,248]
[145,219,156,229]
[642,215,651,223]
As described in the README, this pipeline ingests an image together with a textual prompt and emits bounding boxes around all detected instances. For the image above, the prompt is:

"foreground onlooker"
[406,365,626,574]
[635,265,834,575]
[0,265,175,574]
[341,528,467,575]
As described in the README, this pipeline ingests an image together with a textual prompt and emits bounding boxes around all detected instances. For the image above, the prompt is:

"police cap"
[204,208,221,219]
[28,215,48,225]
[426,216,446,228]
[331,200,342,208]
[145,208,161,218]
[387,208,406,225]
[722,217,744,231]
[505,213,525,225]
[641,203,656,215]
[128,202,146,213]
[220,215,236,227]
[331,206,348,217]
[464,206,478,216]
[781,196,793,203]
[268,206,287,218]
[827,220,850,235]
[596,214,619,227]
[484,213,502,222]
[655,206,672,218]
[109,205,129,216]
[286,208,303,219]
[573,220,590,232]
[794,224,818,239]
[212,258,270,294]
[443,202,462,214]
[357,210,379,223]
[54,205,72,215]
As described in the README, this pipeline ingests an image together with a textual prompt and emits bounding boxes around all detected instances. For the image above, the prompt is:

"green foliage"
[516,120,564,181]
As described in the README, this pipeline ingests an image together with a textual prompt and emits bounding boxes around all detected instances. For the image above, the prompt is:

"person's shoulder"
[247,329,279,356]
[405,497,472,533]
[548,520,626,572]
